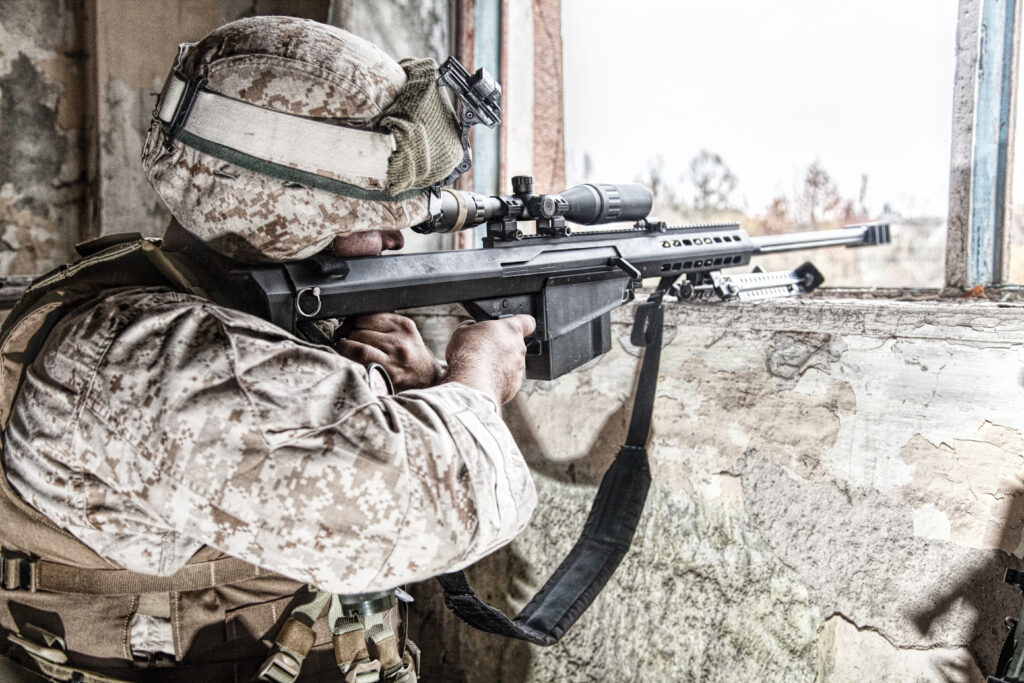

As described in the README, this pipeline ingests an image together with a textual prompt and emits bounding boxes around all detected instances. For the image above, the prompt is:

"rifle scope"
[414,175,653,240]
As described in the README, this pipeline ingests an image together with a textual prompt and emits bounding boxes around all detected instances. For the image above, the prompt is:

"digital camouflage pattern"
[5,17,521,665]
[4,287,537,592]
[142,17,436,263]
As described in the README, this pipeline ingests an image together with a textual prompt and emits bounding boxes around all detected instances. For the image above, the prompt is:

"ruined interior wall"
[328,0,454,254]
[0,0,87,275]
[410,297,1024,683]
[89,0,330,240]
[3,2,1022,682]
[0,0,450,256]
[0,0,331,262]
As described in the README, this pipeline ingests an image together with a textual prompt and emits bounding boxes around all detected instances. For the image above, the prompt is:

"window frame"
[947,0,1022,291]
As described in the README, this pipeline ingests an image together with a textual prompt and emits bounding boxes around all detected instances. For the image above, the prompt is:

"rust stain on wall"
[39,56,85,132]
[0,198,62,275]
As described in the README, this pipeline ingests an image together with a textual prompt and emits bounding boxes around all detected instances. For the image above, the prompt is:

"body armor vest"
[0,234,412,682]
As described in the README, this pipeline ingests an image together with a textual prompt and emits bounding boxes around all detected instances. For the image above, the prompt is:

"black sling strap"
[435,283,672,645]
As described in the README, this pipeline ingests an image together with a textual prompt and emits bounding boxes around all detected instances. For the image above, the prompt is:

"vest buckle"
[0,549,32,591]
[257,649,303,683]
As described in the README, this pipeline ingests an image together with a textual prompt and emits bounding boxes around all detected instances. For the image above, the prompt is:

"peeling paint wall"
[0,0,86,275]
[0,1,332,259]
[89,0,330,239]
[0,0,448,253]
[410,298,1024,682]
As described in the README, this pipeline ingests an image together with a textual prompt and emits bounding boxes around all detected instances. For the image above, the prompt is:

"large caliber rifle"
[190,59,893,649]
[206,175,890,646]
[218,55,891,651]
[213,174,890,380]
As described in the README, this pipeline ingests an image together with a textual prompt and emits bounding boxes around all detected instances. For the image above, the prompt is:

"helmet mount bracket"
[435,57,502,188]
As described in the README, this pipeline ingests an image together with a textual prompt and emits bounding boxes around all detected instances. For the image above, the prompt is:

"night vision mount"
[436,56,502,187]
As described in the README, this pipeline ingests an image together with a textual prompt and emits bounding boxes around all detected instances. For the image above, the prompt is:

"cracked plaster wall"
[90,0,331,239]
[0,1,332,267]
[0,0,86,276]
[0,0,450,258]
[410,298,1024,682]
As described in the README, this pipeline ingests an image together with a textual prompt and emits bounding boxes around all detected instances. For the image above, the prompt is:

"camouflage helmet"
[142,16,462,263]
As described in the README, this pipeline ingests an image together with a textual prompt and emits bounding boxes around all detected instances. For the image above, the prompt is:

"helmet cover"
[143,16,455,262]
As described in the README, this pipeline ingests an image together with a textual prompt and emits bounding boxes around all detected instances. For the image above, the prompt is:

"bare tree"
[636,155,686,221]
[799,160,842,226]
[758,195,796,235]
[685,150,738,217]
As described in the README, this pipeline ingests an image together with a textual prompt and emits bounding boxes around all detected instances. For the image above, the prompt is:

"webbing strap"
[6,646,274,683]
[435,288,669,645]
[258,590,331,683]
[2,552,268,595]
[6,651,133,683]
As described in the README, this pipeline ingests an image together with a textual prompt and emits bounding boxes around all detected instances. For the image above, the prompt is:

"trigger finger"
[352,312,406,333]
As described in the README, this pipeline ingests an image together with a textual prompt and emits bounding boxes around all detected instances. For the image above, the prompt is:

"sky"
[561,0,960,218]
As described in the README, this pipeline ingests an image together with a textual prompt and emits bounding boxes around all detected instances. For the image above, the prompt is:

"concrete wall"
[0,0,331,275]
[0,0,457,261]
[0,0,88,275]
[410,297,1024,682]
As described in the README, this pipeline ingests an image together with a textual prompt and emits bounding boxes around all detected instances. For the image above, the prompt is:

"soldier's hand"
[443,315,537,405]
[334,313,443,392]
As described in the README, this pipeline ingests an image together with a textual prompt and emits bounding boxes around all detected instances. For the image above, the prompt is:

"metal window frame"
[947,0,1022,289]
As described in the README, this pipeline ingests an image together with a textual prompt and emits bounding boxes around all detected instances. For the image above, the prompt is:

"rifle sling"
[434,287,668,645]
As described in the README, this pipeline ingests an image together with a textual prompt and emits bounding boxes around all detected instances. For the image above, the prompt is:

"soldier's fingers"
[347,329,400,353]
[349,313,414,334]
[334,338,390,367]
[333,316,358,341]
[506,314,536,337]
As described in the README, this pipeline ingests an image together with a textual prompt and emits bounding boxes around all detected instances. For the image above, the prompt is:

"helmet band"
[155,72,424,202]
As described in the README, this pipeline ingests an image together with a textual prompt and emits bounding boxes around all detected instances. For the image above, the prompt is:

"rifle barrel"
[749,224,890,255]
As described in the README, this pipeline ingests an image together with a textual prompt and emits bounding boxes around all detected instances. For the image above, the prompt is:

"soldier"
[0,16,536,683]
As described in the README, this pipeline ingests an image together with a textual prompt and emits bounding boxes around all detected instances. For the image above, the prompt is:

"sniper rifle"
[197,176,891,647]
[209,174,891,380]
[198,52,893,651]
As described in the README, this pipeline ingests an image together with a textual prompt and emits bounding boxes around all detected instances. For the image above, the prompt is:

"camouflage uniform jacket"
[3,285,538,594]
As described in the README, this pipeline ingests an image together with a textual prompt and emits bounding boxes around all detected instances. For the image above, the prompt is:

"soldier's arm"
[4,290,537,593]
